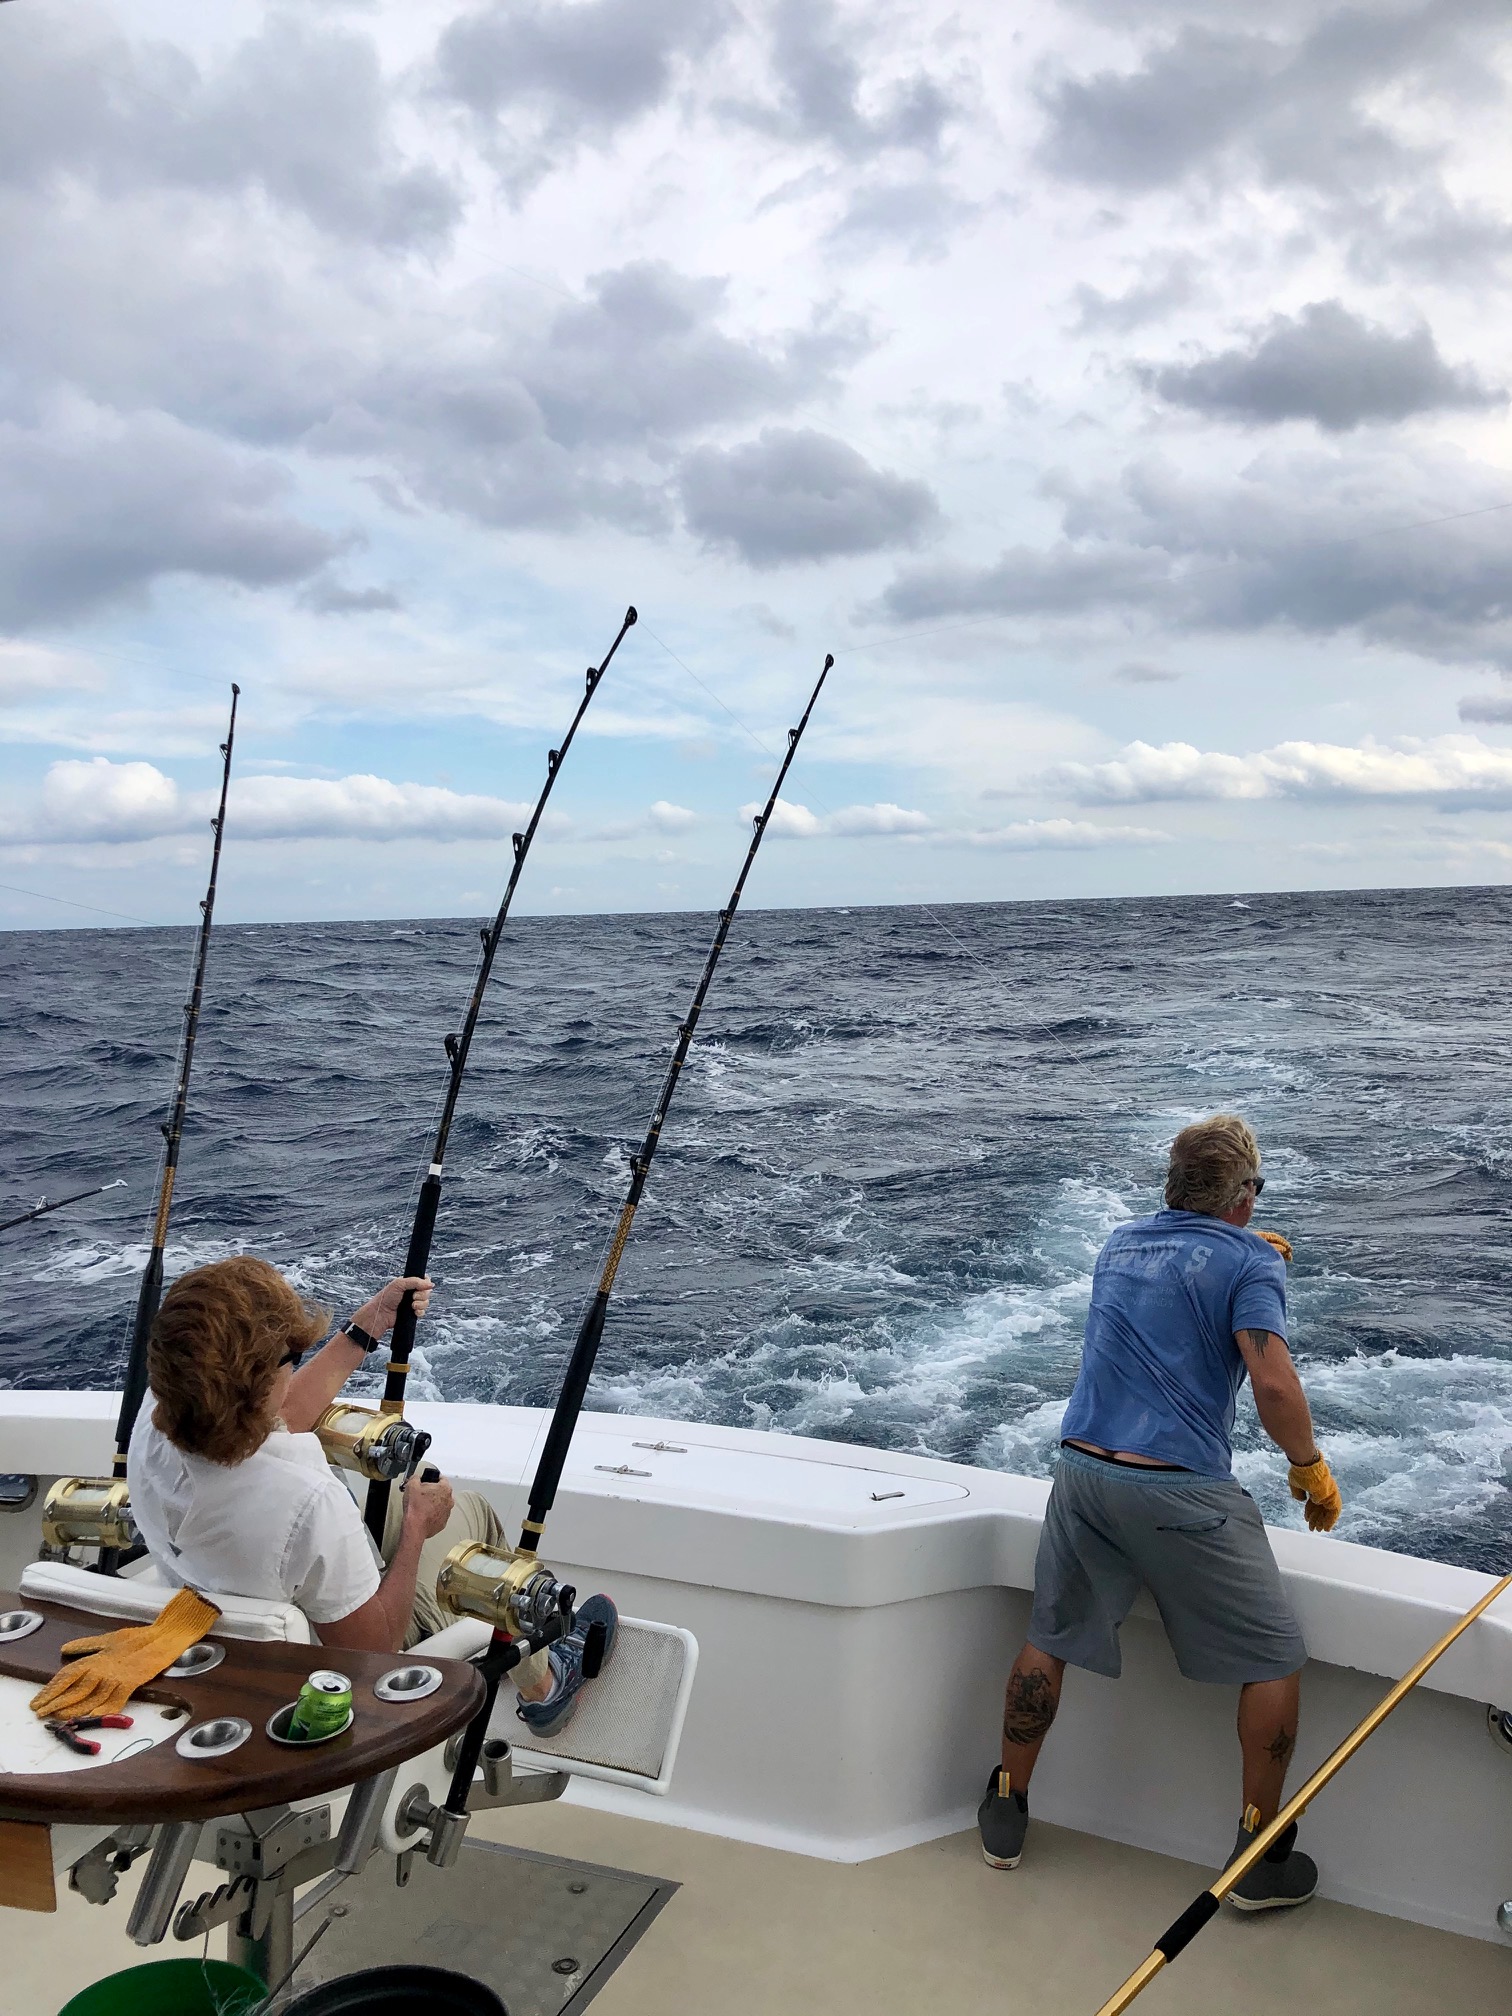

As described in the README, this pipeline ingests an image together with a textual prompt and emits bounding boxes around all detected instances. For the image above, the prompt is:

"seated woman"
[127,1255,614,1736]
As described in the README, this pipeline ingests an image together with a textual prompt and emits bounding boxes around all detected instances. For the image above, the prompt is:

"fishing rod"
[1091,1568,1512,2016]
[113,685,240,1475]
[0,1178,126,1236]
[517,649,832,1556]
[361,607,637,1546]
[421,652,833,1848]
[41,686,240,1570]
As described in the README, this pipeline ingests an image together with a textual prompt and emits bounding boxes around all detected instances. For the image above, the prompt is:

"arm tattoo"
[1002,1669,1058,1748]
[1266,1728,1296,1767]
[1240,1328,1271,1356]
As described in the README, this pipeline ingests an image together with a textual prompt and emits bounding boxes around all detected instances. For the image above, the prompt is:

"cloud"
[24,759,196,844]
[433,0,730,193]
[738,796,931,836]
[1036,12,1453,196]
[1035,8,1512,277]
[0,8,460,250]
[595,799,700,839]
[1459,693,1512,724]
[682,427,937,567]
[298,580,403,616]
[1052,734,1512,804]
[1070,257,1199,334]
[304,264,871,538]
[734,0,960,161]
[0,405,342,628]
[1143,301,1503,431]
[1112,661,1180,684]
[3,762,542,845]
[955,818,1171,850]
[877,442,1512,668]
[825,177,979,262]
[880,541,1167,622]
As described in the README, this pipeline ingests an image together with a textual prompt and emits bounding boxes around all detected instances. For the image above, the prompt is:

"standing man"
[979,1114,1342,1910]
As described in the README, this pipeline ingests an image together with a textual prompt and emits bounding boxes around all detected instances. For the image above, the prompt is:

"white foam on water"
[594,1174,1130,1463]
[25,1233,244,1285]
[1235,1349,1512,1540]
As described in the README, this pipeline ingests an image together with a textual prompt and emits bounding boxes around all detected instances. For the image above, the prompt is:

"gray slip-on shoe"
[1225,1810,1318,1912]
[978,1768,1030,1870]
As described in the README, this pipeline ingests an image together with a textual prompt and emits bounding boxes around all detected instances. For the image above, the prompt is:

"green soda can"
[287,1669,352,1741]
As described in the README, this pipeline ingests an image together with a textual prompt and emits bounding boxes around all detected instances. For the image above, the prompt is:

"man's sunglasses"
[1246,1175,1266,1196]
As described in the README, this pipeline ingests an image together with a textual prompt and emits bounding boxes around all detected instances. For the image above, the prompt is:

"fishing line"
[0,881,155,927]
[638,625,1125,1088]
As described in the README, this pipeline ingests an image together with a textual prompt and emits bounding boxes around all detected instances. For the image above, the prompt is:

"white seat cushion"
[20,1561,312,1643]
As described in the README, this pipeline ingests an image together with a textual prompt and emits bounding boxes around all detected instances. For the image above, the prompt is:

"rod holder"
[127,1823,201,1946]
[334,1765,399,1875]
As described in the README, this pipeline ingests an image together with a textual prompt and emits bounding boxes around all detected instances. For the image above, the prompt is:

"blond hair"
[1164,1114,1261,1217]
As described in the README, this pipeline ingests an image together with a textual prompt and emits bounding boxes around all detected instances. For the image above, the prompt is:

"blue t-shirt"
[1058,1210,1288,1477]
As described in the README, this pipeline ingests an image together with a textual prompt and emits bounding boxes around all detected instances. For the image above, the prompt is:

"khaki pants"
[384,1488,551,1690]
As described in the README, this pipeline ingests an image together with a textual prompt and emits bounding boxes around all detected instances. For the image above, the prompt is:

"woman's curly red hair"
[149,1256,328,1465]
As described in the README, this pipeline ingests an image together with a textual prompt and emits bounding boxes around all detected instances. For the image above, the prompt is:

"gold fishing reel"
[435,1541,576,1641]
[41,1477,139,1556]
[314,1402,433,1484]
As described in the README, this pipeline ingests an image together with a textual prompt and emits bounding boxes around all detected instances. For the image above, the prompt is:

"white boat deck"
[4,1394,1512,1999]
[9,1796,1512,2015]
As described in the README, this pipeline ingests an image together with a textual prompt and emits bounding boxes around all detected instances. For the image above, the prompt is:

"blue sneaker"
[516,1595,619,1740]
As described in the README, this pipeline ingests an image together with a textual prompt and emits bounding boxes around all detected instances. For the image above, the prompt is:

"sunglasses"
[1245,1175,1266,1196]
[279,1342,308,1370]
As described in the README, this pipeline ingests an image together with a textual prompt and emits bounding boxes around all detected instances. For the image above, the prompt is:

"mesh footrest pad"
[502,1617,697,1795]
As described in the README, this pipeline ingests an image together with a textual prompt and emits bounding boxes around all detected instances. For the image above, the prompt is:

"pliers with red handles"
[45,1714,134,1755]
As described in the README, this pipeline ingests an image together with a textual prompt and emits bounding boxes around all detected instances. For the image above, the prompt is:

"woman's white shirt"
[127,1412,382,1628]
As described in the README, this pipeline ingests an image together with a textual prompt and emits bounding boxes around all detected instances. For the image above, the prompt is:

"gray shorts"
[1028,1446,1308,1685]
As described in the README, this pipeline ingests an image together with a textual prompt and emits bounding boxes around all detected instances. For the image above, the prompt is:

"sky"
[3,0,1512,928]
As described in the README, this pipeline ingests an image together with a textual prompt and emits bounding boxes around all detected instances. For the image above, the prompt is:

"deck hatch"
[296,1836,677,2015]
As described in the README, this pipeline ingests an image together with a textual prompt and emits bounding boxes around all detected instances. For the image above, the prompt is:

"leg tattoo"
[1003,1669,1058,1748]
[1266,1727,1296,1768]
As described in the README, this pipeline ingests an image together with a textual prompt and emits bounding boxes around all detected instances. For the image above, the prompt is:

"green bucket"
[59,1958,266,2016]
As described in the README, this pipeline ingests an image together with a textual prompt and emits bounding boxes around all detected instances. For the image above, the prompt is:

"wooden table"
[0,1590,484,1827]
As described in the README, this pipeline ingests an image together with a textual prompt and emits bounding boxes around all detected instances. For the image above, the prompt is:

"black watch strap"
[339,1319,382,1354]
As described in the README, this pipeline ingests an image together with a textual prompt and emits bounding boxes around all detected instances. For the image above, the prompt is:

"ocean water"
[2,888,1510,1575]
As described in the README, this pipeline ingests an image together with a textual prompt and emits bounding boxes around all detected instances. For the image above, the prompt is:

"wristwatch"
[339,1319,382,1354]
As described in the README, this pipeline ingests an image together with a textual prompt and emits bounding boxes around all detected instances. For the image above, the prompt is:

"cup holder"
[266,1700,355,1747]
[175,1716,251,1760]
[374,1663,443,1703]
[164,1641,226,1678]
[0,1609,44,1643]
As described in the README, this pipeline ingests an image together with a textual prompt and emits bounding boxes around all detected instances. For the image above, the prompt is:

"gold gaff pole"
[1092,1570,1512,2016]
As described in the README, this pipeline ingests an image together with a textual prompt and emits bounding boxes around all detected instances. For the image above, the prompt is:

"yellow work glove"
[1288,1453,1342,1534]
[1256,1229,1292,1263]
[30,1588,221,1722]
